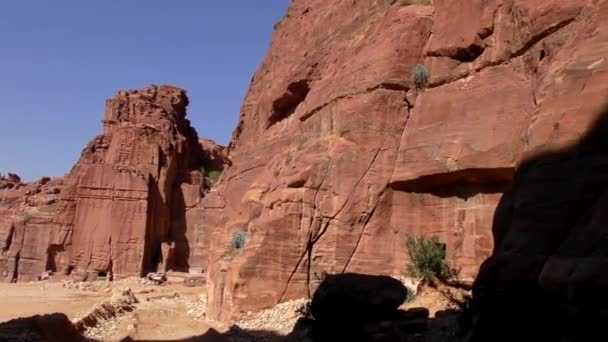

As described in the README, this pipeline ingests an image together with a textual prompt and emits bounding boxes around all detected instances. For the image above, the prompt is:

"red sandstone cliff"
[198,0,608,320]
[0,85,228,282]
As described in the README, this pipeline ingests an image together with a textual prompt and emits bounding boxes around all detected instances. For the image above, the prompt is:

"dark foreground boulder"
[0,313,86,342]
[311,273,408,323]
[300,273,428,341]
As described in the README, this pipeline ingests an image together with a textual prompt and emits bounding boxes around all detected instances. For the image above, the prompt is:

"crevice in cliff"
[319,136,388,275]
[279,233,311,302]
[279,157,332,301]
[391,167,514,199]
[331,137,388,222]
[305,234,314,298]
[427,16,578,89]
[267,80,311,128]
[2,223,15,253]
[300,81,409,122]
[511,17,576,60]
[279,130,398,300]
[224,164,266,183]
[428,43,486,63]
[341,93,413,273]
[341,192,381,273]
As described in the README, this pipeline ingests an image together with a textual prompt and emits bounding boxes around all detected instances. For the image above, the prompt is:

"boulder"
[0,313,86,342]
[310,273,408,322]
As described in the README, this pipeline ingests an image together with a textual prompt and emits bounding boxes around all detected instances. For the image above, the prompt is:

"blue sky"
[0,1,290,181]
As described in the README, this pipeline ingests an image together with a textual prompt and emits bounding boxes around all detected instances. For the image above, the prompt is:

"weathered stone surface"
[0,85,229,282]
[200,0,608,321]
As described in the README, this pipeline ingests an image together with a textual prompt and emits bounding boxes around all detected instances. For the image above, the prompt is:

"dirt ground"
[0,282,104,322]
[0,278,221,341]
[0,278,468,342]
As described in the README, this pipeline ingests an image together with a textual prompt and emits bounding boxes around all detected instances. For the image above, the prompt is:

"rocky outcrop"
[200,138,232,173]
[0,175,65,282]
[200,0,608,320]
[0,85,229,282]
[304,273,428,341]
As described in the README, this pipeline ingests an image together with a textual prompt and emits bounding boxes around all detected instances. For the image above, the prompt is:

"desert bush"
[232,230,247,249]
[405,235,456,285]
[411,64,429,89]
[399,0,431,6]
[201,166,222,186]
[227,230,248,257]
[206,170,222,183]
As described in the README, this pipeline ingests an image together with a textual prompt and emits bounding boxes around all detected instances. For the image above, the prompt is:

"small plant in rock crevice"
[411,63,430,89]
[227,230,248,257]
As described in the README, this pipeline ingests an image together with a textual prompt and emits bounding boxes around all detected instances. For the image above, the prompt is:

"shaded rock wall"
[1,85,229,282]
[200,0,608,320]
[471,84,608,339]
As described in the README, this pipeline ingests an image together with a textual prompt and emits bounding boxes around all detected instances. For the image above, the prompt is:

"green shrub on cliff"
[200,166,222,186]
[405,235,456,285]
[411,64,429,89]
[226,230,248,258]
[206,170,222,183]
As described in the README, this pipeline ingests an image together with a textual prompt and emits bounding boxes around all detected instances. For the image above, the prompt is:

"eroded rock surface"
[199,0,608,320]
[1,85,229,282]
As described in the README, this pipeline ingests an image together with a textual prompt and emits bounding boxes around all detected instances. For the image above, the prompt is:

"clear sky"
[0,1,290,181]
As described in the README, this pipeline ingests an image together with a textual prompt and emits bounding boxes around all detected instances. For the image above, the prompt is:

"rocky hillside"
[199,0,608,321]
[0,85,229,282]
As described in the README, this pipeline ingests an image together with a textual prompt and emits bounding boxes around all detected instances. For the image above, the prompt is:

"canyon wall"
[0,85,228,282]
[199,0,608,320]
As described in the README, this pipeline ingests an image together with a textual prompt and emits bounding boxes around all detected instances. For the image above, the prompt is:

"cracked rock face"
[199,0,608,320]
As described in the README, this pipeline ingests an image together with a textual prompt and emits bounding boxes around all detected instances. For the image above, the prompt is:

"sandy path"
[0,280,224,341]
[0,282,105,322]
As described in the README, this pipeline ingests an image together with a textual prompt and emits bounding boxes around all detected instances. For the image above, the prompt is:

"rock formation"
[199,0,608,320]
[0,85,229,282]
